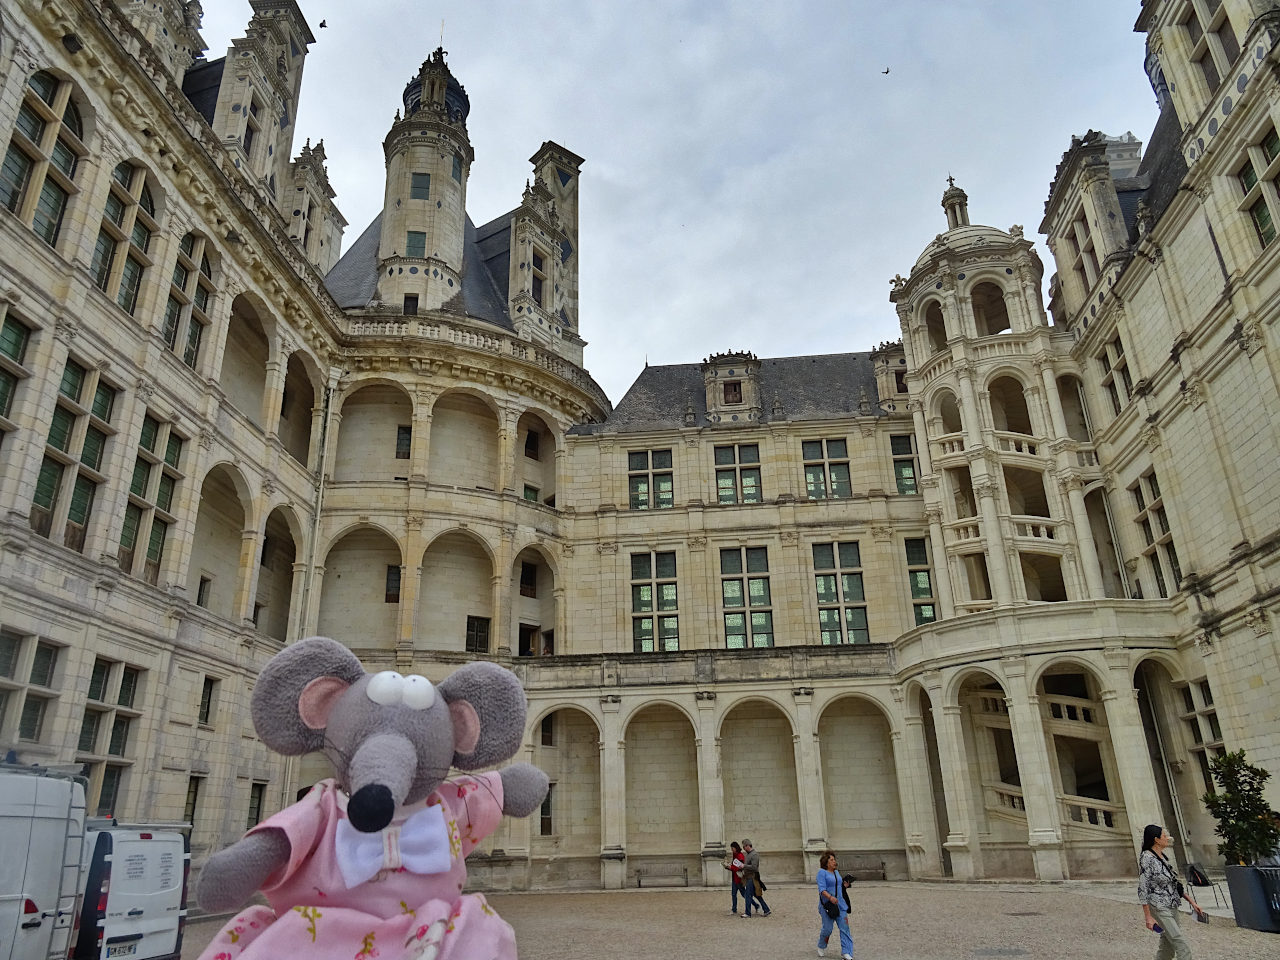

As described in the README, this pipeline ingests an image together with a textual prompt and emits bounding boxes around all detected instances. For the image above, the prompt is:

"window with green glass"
[31,180,67,245]
[116,256,143,314]
[891,434,919,495]
[714,443,762,505]
[0,146,33,213]
[405,231,426,258]
[118,667,139,708]
[80,426,106,471]
[33,457,62,511]
[91,382,115,421]
[59,359,84,401]
[813,541,869,644]
[68,474,95,525]
[410,172,430,199]
[183,317,204,368]
[119,502,141,553]
[88,659,111,701]
[78,709,101,752]
[452,155,462,181]
[164,433,183,469]
[0,315,31,363]
[802,438,851,499]
[630,551,678,652]
[139,416,159,453]
[130,458,151,497]
[905,537,936,624]
[720,546,772,648]
[0,370,16,418]
[47,405,74,451]
[627,448,673,509]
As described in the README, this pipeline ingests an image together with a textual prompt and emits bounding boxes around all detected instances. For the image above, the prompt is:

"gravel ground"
[181,881,1279,959]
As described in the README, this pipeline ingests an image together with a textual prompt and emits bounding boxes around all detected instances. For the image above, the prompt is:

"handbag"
[823,897,840,919]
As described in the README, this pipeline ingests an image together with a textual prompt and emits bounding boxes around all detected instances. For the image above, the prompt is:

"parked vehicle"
[69,823,189,960]
[0,763,88,960]
[1,763,189,960]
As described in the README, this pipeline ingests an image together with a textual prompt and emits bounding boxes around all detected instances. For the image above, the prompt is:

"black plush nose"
[348,784,395,832]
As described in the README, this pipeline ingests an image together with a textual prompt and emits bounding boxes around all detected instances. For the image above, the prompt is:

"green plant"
[1201,750,1280,865]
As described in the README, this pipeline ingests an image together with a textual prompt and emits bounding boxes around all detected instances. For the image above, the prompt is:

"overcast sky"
[197,2,1159,405]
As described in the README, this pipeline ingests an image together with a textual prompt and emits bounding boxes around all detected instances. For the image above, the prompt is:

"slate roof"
[1130,100,1188,238]
[181,57,224,126]
[571,353,884,434]
[322,213,517,332]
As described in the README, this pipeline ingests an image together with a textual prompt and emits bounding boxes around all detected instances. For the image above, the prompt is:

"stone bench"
[840,853,886,881]
[635,861,689,887]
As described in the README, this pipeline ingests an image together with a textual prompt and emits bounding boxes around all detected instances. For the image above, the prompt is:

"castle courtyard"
[181,881,1276,960]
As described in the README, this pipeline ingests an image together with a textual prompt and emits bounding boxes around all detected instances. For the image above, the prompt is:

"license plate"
[106,945,138,958]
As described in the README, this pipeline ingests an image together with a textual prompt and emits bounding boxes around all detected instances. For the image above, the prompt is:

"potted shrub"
[1201,750,1280,932]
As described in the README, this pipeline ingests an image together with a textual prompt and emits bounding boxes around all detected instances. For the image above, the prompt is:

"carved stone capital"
[974,481,1000,500]
[1180,377,1206,409]
[597,542,618,554]
[1245,608,1271,637]
[870,524,895,541]
[54,316,79,342]
[780,531,799,544]
[688,535,707,549]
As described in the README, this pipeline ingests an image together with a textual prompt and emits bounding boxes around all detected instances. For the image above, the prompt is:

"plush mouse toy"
[195,636,549,960]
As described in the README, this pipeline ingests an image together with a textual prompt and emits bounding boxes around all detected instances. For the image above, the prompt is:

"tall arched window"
[162,232,215,369]
[0,70,86,247]
[89,162,158,316]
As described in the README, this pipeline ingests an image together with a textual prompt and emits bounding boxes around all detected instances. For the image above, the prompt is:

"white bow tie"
[334,803,452,888]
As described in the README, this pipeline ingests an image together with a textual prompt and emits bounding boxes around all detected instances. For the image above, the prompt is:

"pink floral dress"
[197,774,514,960]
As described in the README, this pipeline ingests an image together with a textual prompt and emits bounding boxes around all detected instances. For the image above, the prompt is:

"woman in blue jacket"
[816,850,853,959]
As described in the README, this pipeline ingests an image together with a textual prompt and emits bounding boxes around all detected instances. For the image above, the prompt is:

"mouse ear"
[251,636,365,755]
[437,661,527,769]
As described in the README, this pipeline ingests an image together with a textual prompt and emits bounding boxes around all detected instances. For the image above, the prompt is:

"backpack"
[1187,863,1209,886]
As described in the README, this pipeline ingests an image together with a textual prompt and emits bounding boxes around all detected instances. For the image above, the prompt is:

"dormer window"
[723,381,742,404]
[1181,0,1240,94]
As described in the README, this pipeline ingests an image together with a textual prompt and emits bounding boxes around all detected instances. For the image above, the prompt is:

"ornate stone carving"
[596,542,618,554]
[1057,472,1084,493]
[405,514,425,530]
[1239,319,1264,356]
[780,531,799,544]
[197,430,214,450]
[694,690,717,702]
[870,525,895,541]
[1180,377,1206,408]
[688,535,707,549]
[54,316,79,342]
[792,686,814,698]
[1245,608,1271,637]
[135,378,156,400]
[261,476,276,496]
[973,480,999,500]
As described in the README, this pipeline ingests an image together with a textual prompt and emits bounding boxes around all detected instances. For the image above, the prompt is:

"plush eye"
[367,671,405,706]
[401,674,436,710]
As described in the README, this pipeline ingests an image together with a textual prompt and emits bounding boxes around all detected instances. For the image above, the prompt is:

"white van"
[69,824,189,960]
[0,763,189,960]
[0,763,88,960]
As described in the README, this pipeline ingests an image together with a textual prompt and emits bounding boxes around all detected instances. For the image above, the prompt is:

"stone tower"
[375,47,474,315]
[892,183,1112,618]
[207,1,314,203]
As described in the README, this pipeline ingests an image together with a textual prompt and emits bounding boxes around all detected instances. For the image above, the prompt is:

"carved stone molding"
[54,316,79,342]
[870,525,894,541]
[1180,378,1206,408]
[261,476,276,496]
[596,542,618,554]
[973,481,999,500]
[1141,423,1162,450]
[1057,472,1084,493]
[694,690,717,702]
[792,686,814,698]
[1239,319,1265,356]
[780,531,799,544]
[197,430,214,451]
[1245,608,1271,637]
[924,507,943,525]
[688,536,707,549]
[405,514,425,531]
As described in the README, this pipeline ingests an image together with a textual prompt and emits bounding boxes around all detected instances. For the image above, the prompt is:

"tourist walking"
[1138,823,1205,960]
[816,850,853,959]
[724,841,751,916]
[741,839,771,917]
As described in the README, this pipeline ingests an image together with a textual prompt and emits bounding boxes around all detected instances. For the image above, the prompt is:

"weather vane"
[947,174,956,188]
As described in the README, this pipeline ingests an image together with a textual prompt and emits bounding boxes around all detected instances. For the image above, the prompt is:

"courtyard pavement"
[180,879,1278,959]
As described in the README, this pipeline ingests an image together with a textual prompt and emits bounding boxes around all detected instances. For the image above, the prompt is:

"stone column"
[1037,359,1070,440]
[974,479,1014,605]
[598,696,627,888]
[925,507,955,618]
[1003,660,1067,880]
[894,686,944,877]
[694,691,726,885]
[910,398,934,475]
[286,560,308,642]
[395,564,421,668]
[790,687,828,876]
[233,526,263,625]
[553,585,567,653]
[1060,473,1106,598]
[261,356,285,437]
[411,388,435,482]
[929,673,983,878]
[1102,653,1163,861]
[497,409,519,495]
[954,361,984,451]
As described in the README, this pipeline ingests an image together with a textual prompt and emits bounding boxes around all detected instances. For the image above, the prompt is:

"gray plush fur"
[197,635,548,914]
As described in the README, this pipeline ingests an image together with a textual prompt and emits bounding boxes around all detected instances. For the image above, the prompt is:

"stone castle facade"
[0,0,1277,889]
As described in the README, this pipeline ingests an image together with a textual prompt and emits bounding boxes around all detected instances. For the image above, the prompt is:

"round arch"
[715,694,797,740]
[319,520,405,567]
[813,690,898,734]
[429,385,503,420]
[418,524,497,569]
[620,697,698,735]
[526,702,602,739]
[1028,652,1112,693]
[943,663,1008,706]
[199,460,258,529]
[336,376,415,412]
